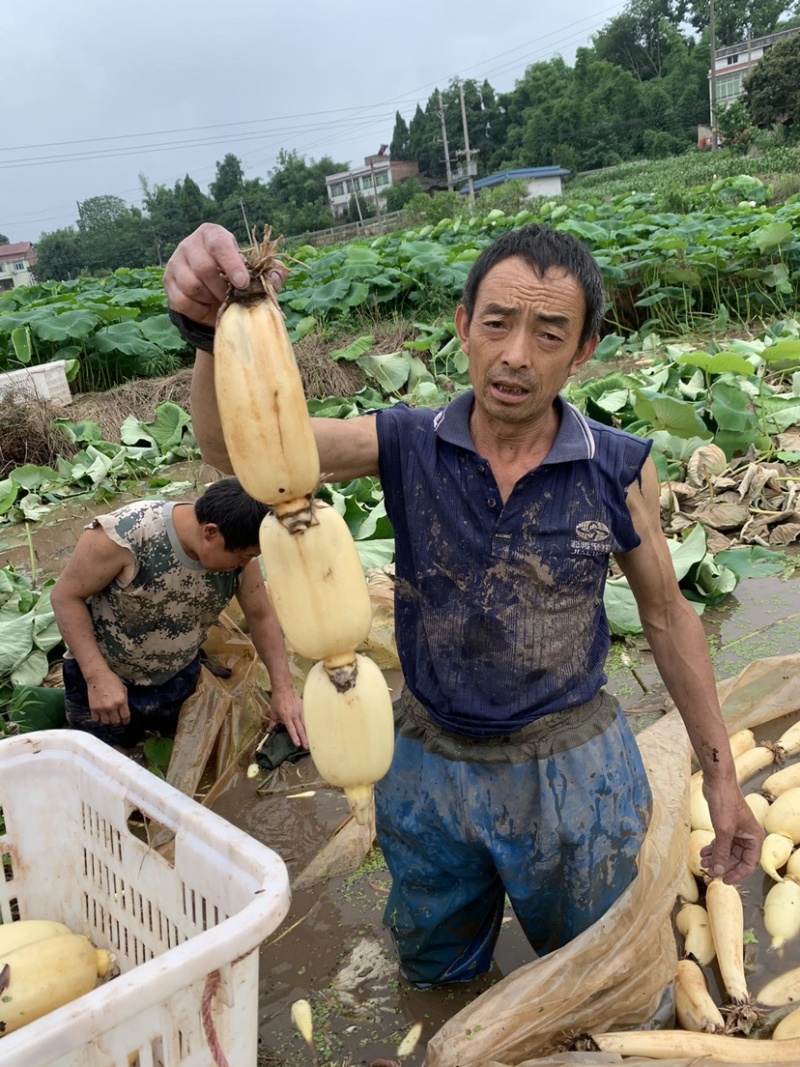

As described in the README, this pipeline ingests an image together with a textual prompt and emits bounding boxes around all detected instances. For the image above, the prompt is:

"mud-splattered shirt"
[67,500,241,685]
[376,391,652,738]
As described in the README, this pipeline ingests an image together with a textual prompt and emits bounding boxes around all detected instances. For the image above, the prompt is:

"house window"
[328,182,345,198]
[716,72,743,100]
[12,261,25,271]
[726,54,739,64]
[374,171,390,187]
[360,176,373,191]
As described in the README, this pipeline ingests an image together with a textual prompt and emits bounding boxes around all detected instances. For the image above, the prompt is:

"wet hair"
[459,223,606,346]
[193,477,269,550]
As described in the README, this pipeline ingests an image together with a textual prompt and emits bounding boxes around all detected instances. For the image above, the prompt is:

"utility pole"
[709,0,719,151]
[239,198,251,240]
[458,81,477,202]
[368,159,384,232]
[436,90,454,191]
[352,181,364,223]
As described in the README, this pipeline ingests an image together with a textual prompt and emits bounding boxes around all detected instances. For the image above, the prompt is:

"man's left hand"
[700,781,765,883]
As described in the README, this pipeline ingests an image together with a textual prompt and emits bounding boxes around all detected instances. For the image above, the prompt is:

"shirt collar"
[433,390,596,463]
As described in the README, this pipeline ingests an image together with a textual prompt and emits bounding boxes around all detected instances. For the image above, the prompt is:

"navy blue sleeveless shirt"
[376,390,653,739]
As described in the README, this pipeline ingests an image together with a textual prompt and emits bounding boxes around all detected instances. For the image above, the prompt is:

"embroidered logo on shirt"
[571,519,611,553]
[575,520,610,543]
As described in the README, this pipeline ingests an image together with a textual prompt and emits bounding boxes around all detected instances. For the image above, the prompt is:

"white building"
[325,155,419,218]
[459,166,570,200]
[711,26,799,110]
[0,242,37,291]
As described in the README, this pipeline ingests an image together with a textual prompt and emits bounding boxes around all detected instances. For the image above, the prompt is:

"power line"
[0,104,424,154]
[0,2,627,162]
[0,112,400,171]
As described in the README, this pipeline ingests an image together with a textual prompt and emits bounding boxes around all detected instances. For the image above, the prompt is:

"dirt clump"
[0,393,77,478]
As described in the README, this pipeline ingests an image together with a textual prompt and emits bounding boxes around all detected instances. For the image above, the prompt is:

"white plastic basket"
[0,361,72,406]
[0,731,291,1067]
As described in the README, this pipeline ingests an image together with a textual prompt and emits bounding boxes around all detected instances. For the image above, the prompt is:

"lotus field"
[1,172,799,643]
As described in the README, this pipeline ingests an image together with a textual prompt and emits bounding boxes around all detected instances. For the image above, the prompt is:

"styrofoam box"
[0,361,72,406]
[0,731,291,1067]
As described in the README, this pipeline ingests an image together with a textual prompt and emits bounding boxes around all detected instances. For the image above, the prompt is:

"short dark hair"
[460,224,606,346]
[194,478,269,549]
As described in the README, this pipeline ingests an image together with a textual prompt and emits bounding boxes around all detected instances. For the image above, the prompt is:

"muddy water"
[212,761,535,1067]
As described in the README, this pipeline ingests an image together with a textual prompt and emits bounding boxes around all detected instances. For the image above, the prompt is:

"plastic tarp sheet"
[165,611,272,805]
[425,653,800,1067]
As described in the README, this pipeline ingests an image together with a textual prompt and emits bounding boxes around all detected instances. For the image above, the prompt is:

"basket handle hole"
[126,809,176,865]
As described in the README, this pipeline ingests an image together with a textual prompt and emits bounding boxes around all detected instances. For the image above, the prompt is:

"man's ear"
[454,303,470,350]
[201,522,221,543]
[570,335,598,374]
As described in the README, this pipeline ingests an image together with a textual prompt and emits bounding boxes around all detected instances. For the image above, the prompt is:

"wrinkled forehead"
[473,257,587,315]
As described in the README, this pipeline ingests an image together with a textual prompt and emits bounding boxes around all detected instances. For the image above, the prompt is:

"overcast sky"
[1,0,627,245]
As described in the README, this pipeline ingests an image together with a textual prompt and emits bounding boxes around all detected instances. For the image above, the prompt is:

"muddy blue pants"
[374,691,652,989]
[63,654,201,749]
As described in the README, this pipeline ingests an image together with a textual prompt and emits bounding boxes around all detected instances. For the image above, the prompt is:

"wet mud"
[212,760,535,1067]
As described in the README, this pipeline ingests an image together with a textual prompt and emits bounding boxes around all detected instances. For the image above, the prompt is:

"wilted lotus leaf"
[740,517,771,545]
[660,480,699,514]
[770,521,800,546]
[737,463,773,503]
[664,512,695,533]
[670,481,699,499]
[714,489,747,504]
[704,528,734,554]
[686,444,727,487]
[776,432,800,453]
[692,502,751,530]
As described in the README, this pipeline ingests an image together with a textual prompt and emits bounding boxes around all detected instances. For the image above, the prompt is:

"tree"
[76,196,154,272]
[594,12,653,79]
[389,112,410,159]
[744,29,800,133]
[346,193,372,223]
[686,0,790,45]
[407,102,442,178]
[717,99,753,150]
[178,176,212,235]
[0,234,9,246]
[459,79,502,176]
[32,228,84,281]
[142,174,215,258]
[262,149,346,235]
[385,176,424,212]
[593,0,689,81]
[141,178,190,258]
[216,177,273,244]
[210,154,245,203]
[76,195,129,233]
